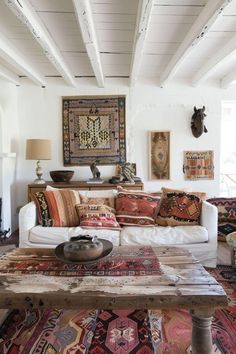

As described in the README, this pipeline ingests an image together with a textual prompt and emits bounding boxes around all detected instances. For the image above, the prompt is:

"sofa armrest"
[19,202,37,247]
[200,201,218,244]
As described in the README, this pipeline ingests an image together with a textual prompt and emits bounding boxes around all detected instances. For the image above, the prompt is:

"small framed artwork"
[183,150,214,180]
[149,131,170,180]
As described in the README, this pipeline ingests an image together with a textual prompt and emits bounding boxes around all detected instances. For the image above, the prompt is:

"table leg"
[191,309,214,354]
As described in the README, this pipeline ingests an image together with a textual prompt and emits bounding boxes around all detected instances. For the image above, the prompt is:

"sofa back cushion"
[115,188,160,226]
[76,204,121,229]
[33,189,80,227]
[156,190,202,226]
[207,197,236,223]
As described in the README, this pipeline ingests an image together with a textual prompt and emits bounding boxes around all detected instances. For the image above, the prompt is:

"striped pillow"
[33,190,80,227]
[76,204,121,229]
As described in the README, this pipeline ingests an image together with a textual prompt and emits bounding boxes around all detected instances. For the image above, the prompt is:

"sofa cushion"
[161,187,206,200]
[156,190,202,226]
[115,188,160,226]
[207,197,236,223]
[120,225,208,246]
[76,204,121,229]
[79,195,115,209]
[32,190,80,227]
[29,226,120,246]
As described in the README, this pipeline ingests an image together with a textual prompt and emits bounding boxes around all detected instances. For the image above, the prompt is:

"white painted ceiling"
[0,0,236,88]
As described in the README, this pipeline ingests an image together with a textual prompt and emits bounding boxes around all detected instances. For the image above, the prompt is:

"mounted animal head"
[191,106,208,138]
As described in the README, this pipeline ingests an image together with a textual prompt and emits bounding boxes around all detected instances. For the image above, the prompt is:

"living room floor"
[0,230,232,266]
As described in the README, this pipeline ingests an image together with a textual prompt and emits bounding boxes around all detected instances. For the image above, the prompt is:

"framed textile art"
[149,131,170,180]
[183,150,214,180]
[62,95,126,165]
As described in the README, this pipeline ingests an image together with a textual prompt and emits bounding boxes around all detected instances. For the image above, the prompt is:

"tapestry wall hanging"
[149,131,170,180]
[62,96,126,165]
[183,150,214,180]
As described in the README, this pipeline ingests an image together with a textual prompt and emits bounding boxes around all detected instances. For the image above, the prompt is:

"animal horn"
[194,106,197,112]
[202,106,205,112]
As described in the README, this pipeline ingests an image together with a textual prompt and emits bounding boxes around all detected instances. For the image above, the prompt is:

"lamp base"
[34,178,46,184]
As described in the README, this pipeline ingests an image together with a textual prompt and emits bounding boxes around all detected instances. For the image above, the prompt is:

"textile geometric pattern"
[183,150,214,180]
[207,197,236,223]
[32,190,80,227]
[218,223,236,242]
[0,265,236,354]
[79,194,115,209]
[0,246,163,277]
[62,95,126,165]
[156,191,202,226]
[89,310,154,353]
[115,187,161,226]
[75,204,121,229]
[149,131,170,180]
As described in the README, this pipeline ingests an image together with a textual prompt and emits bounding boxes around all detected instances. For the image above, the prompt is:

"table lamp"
[26,139,51,184]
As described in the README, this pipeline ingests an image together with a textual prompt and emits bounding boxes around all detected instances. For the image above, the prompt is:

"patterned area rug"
[0,265,236,354]
[0,246,162,277]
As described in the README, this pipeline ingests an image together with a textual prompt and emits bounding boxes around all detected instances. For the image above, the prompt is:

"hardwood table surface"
[0,246,228,354]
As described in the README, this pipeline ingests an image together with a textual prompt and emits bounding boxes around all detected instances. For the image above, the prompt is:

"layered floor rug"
[0,265,235,354]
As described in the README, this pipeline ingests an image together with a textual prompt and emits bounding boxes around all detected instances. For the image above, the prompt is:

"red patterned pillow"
[115,188,160,226]
[207,197,236,223]
[76,204,121,229]
[32,190,80,227]
[156,191,202,226]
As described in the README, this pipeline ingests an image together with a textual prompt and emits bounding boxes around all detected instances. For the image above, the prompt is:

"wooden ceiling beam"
[130,0,154,86]
[0,34,46,86]
[221,70,236,89]
[4,0,77,87]
[0,63,21,85]
[159,0,232,87]
[72,0,105,87]
[192,34,236,86]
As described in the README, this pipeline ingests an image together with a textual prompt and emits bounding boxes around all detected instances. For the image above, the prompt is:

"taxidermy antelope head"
[191,106,208,138]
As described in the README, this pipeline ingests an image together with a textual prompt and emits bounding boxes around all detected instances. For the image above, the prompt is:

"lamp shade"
[26,139,51,160]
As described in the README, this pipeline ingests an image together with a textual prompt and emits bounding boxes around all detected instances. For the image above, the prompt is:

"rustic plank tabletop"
[0,246,228,354]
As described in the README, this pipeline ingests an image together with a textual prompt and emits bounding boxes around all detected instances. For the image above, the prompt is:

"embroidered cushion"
[156,191,202,226]
[79,195,115,209]
[161,187,206,200]
[76,204,121,229]
[32,189,80,227]
[207,197,236,223]
[115,187,160,226]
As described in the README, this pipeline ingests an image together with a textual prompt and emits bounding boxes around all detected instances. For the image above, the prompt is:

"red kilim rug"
[0,265,236,354]
[0,246,162,277]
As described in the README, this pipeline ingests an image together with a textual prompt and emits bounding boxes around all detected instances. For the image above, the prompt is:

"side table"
[226,232,236,267]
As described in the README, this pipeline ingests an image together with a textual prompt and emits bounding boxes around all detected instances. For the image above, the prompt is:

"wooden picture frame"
[183,150,214,180]
[149,131,170,180]
[62,95,126,165]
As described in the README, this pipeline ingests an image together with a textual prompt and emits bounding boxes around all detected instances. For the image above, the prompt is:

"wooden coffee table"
[0,246,228,354]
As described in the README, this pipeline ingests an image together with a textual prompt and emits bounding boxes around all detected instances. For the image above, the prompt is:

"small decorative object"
[87,162,103,183]
[62,95,126,165]
[90,162,101,179]
[183,150,214,180]
[63,235,103,261]
[26,139,51,184]
[50,170,74,183]
[117,162,135,183]
[149,131,170,180]
[191,106,208,138]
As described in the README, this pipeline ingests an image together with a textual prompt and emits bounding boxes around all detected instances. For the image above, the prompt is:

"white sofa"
[19,190,218,267]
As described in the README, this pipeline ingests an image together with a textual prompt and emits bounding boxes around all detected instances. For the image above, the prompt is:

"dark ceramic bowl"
[50,170,74,183]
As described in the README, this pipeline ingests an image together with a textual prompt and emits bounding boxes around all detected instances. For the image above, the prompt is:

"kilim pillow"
[79,195,115,209]
[32,189,80,227]
[156,191,202,226]
[76,204,121,229]
[207,197,236,223]
[115,187,160,226]
[161,187,207,200]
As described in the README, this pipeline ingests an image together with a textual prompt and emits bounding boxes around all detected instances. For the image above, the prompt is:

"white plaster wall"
[12,77,236,223]
[0,80,19,231]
